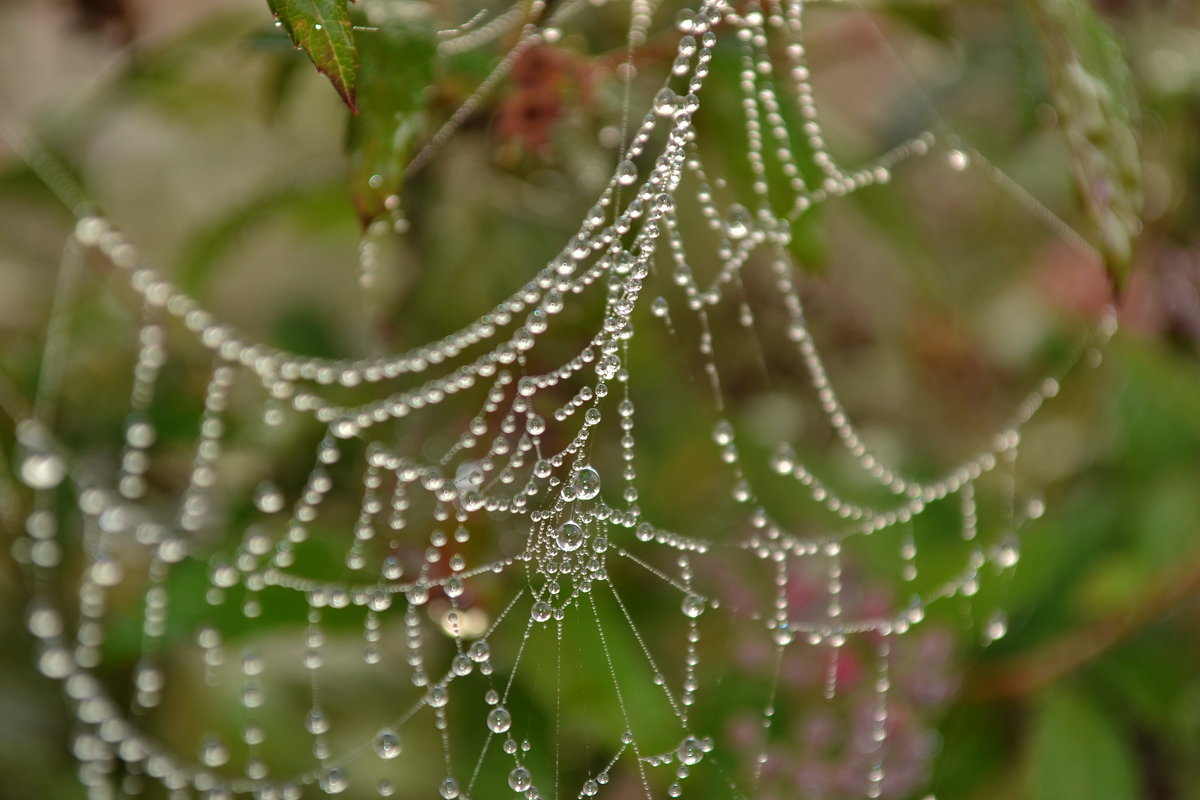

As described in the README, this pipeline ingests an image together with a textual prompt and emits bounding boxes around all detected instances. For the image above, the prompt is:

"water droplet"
[616,160,638,186]
[439,777,460,799]
[948,149,970,171]
[995,536,1020,568]
[712,420,734,446]
[200,737,228,767]
[321,768,347,794]
[573,467,601,500]
[254,481,284,514]
[984,611,1008,643]
[382,556,403,580]
[374,729,401,759]
[408,584,429,606]
[596,354,621,380]
[531,601,553,622]
[681,593,704,618]
[907,597,925,624]
[653,87,678,116]
[91,557,123,586]
[306,708,329,735]
[725,204,752,240]
[427,684,449,707]
[20,452,64,489]
[1026,497,1046,520]
[333,417,359,438]
[508,767,532,792]
[770,444,795,474]
[26,606,62,639]
[469,640,491,662]
[527,414,546,436]
[487,705,512,733]
[126,420,156,448]
[556,521,584,552]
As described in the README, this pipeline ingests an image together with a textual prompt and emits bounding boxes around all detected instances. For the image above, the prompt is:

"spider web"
[4,0,1117,799]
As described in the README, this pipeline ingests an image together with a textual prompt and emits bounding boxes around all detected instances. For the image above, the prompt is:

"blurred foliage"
[1025,0,1142,288]
[0,1,1199,800]
[346,17,434,226]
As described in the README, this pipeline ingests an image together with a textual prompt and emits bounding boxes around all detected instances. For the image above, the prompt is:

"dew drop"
[984,611,1008,643]
[382,556,403,580]
[126,421,156,448]
[653,87,678,116]
[254,481,285,514]
[20,452,65,489]
[373,729,401,759]
[573,466,601,500]
[487,705,512,733]
[200,737,228,767]
[616,160,638,186]
[681,593,704,618]
[427,684,449,707]
[995,536,1020,568]
[725,204,752,240]
[508,767,532,792]
[770,444,795,474]
[711,419,734,446]
[527,414,546,436]
[531,601,553,623]
[596,354,621,380]
[1026,497,1046,520]
[306,709,329,735]
[469,640,491,662]
[320,768,347,794]
[556,521,584,552]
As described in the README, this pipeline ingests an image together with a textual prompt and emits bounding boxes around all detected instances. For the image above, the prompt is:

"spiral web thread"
[6,0,1117,799]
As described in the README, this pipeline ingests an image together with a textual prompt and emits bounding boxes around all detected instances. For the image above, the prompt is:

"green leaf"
[1028,683,1140,800]
[347,19,435,226]
[1024,0,1142,291]
[267,0,358,112]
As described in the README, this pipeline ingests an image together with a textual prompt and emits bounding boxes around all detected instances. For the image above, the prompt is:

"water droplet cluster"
[9,0,1120,798]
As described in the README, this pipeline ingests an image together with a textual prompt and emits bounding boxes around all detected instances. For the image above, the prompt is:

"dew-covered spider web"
[4,0,1119,799]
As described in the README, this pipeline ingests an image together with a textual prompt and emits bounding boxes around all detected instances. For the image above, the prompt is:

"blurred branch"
[964,547,1200,700]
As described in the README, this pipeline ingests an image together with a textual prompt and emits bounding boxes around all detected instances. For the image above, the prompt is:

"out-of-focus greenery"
[1,1,1198,799]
